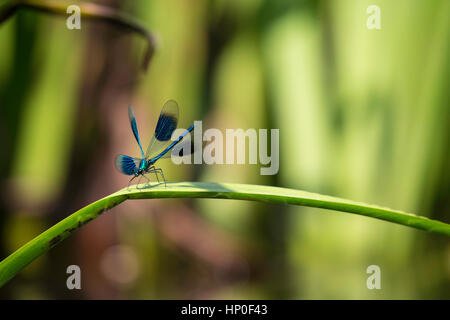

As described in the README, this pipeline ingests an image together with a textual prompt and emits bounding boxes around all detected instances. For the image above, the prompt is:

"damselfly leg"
[137,174,152,189]
[127,175,137,189]
[147,166,166,187]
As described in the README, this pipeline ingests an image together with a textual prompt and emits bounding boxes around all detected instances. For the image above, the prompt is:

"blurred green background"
[0,0,448,299]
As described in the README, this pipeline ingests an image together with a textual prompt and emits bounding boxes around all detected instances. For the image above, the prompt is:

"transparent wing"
[128,106,145,158]
[145,100,179,159]
[153,125,194,162]
[115,154,140,175]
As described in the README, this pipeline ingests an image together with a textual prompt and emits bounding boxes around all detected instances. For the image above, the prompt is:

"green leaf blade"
[0,182,448,288]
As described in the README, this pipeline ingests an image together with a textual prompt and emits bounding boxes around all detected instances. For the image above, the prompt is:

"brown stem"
[0,0,156,70]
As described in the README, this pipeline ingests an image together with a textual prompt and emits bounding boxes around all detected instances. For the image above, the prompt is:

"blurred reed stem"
[0,0,156,69]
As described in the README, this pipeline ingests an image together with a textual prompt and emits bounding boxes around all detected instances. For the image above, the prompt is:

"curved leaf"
[0,182,448,288]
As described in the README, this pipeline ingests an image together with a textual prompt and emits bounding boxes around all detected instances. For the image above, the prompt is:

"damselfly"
[115,100,194,188]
